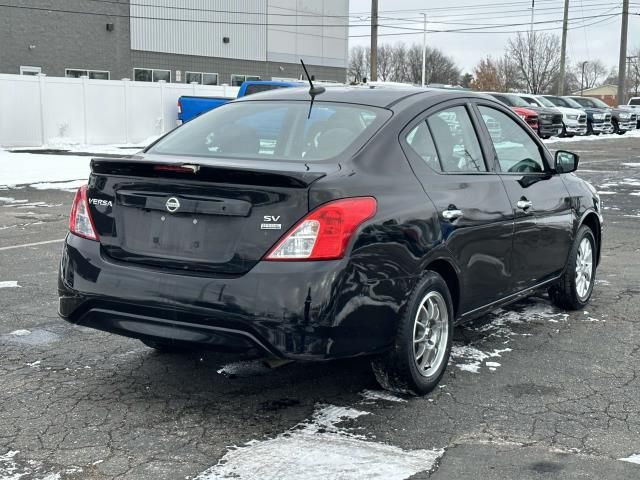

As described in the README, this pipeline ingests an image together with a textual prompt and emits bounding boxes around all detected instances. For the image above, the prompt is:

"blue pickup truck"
[177,80,304,124]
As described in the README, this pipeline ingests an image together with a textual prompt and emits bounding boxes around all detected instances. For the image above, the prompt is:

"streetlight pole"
[580,61,588,96]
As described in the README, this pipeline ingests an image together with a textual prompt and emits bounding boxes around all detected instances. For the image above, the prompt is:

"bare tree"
[507,32,562,94]
[391,43,408,82]
[348,46,367,83]
[496,55,521,92]
[575,60,608,89]
[628,47,640,97]
[376,44,394,81]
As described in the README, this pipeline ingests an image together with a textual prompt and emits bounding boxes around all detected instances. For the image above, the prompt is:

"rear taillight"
[69,185,98,241]
[265,197,376,261]
[177,100,182,115]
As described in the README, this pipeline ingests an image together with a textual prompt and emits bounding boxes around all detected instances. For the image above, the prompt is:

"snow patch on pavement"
[216,359,272,378]
[0,450,69,480]
[451,346,512,373]
[619,454,640,465]
[360,389,408,403]
[9,329,31,336]
[194,404,443,480]
[622,163,640,167]
[0,281,21,288]
[0,149,89,186]
[29,180,86,192]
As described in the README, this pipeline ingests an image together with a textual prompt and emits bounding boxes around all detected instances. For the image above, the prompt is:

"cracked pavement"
[1,136,640,479]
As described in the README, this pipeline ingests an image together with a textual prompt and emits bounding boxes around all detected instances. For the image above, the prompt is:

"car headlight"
[620,113,631,119]
[540,114,552,120]
[593,113,605,120]
[567,114,578,120]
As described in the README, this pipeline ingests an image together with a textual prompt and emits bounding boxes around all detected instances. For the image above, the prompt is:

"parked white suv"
[540,95,589,137]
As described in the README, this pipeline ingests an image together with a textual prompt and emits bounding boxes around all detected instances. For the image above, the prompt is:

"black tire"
[549,225,597,310]
[613,119,626,135]
[371,271,454,396]
[141,339,189,353]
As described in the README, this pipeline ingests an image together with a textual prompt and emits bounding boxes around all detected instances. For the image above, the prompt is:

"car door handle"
[442,209,463,221]
[517,199,533,210]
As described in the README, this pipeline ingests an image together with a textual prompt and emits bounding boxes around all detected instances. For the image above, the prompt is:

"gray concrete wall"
[0,1,346,84]
[0,0,131,79]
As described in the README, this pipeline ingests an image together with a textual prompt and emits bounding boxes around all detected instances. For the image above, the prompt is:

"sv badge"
[261,215,282,230]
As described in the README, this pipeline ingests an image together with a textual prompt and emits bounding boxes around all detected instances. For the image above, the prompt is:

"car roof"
[233,85,477,110]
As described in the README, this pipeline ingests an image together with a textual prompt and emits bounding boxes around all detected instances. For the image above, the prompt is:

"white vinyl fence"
[0,74,240,148]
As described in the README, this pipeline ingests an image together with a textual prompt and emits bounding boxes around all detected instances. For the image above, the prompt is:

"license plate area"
[119,208,239,263]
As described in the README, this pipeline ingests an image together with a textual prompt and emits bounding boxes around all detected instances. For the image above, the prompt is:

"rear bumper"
[58,234,400,360]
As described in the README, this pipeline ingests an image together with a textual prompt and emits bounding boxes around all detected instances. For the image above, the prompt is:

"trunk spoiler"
[90,156,335,188]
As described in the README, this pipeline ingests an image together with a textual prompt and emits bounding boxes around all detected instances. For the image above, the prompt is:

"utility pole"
[558,0,570,95]
[370,0,378,82]
[530,0,535,35]
[580,61,588,96]
[617,0,629,105]
[421,13,427,87]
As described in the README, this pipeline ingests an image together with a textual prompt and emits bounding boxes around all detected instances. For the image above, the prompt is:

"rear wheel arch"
[425,259,460,318]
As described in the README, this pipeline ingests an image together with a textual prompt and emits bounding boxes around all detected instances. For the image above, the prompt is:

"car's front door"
[402,102,515,314]
[474,103,573,290]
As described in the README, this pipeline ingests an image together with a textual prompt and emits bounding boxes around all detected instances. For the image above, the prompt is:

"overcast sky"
[348,0,639,74]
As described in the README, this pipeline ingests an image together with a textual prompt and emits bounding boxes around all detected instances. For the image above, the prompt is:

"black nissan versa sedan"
[59,86,602,395]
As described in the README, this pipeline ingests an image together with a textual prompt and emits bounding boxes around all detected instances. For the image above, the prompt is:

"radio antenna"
[300,59,325,119]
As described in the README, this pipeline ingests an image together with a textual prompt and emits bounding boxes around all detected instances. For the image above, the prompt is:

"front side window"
[478,106,545,173]
[427,106,486,173]
[148,101,390,162]
[520,96,541,107]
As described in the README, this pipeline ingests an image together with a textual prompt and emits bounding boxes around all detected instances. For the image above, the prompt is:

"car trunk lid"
[87,156,335,275]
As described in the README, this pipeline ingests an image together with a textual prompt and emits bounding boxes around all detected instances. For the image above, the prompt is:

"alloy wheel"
[413,291,449,378]
[575,237,593,299]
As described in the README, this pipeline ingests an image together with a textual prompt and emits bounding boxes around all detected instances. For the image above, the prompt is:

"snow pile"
[360,389,408,403]
[0,281,21,288]
[0,149,90,186]
[194,404,443,480]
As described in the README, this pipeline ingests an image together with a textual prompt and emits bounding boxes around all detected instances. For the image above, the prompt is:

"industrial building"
[0,0,349,84]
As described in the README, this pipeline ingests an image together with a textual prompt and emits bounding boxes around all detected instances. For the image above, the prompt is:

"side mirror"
[555,150,579,174]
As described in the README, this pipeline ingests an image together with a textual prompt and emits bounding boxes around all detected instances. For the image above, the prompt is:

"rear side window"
[148,101,390,162]
[405,121,441,171]
[478,106,545,173]
[427,106,487,173]
[630,98,640,106]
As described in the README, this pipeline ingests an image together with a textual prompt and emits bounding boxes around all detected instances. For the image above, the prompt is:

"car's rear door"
[472,102,573,289]
[401,101,515,314]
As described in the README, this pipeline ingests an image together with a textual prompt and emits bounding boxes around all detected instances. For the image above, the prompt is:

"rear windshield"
[149,101,390,161]
[630,98,640,105]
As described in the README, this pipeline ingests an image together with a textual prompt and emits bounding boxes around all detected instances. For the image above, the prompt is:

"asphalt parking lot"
[1,136,640,479]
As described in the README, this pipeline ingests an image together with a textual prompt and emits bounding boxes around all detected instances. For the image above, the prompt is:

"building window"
[65,69,110,80]
[185,72,219,85]
[134,68,171,83]
[20,66,41,76]
[231,74,261,87]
